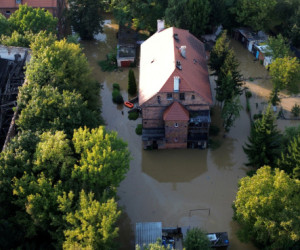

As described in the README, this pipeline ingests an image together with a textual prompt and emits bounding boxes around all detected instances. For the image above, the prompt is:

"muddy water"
[77,18,300,249]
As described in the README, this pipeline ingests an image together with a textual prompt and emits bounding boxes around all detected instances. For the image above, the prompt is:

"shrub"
[112,89,123,104]
[135,124,142,135]
[291,104,300,117]
[184,228,211,250]
[253,113,263,120]
[209,125,220,136]
[112,83,120,91]
[128,111,139,120]
[245,91,252,98]
[128,69,137,96]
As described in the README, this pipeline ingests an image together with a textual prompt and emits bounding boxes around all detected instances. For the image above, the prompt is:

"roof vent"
[173,33,179,42]
[174,76,180,92]
[157,20,165,32]
[179,46,186,58]
[176,60,182,70]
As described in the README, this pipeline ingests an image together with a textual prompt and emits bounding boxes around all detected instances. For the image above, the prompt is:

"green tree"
[266,34,291,59]
[233,166,300,249]
[209,30,230,75]
[136,239,171,250]
[231,0,277,31]
[0,30,33,47]
[165,0,188,29]
[277,135,300,179]
[269,56,300,92]
[0,13,11,36]
[68,0,104,40]
[72,126,131,197]
[61,190,120,250]
[8,4,57,34]
[16,83,99,137]
[26,38,100,110]
[221,96,243,133]
[243,105,282,168]
[184,228,211,250]
[128,69,137,96]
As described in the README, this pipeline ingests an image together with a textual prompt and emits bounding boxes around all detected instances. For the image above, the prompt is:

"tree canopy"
[0,127,130,248]
[8,4,57,34]
[0,13,11,36]
[68,0,104,40]
[243,105,282,168]
[233,166,300,249]
[184,228,211,250]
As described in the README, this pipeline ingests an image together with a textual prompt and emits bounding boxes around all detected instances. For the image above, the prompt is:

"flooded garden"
[81,17,300,250]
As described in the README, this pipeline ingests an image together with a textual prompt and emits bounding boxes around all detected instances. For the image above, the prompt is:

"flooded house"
[139,26,213,149]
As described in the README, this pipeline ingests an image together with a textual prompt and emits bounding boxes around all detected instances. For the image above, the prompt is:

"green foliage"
[98,49,117,72]
[266,34,291,59]
[135,124,143,135]
[269,87,280,106]
[136,239,171,250]
[62,191,120,249]
[8,4,57,34]
[253,113,263,120]
[230,0,277,31]
[0,30,33,47]
[0,127,130,248]
[113,83,120,91]
[277,135,300,179]
[128,69,137,96]
[245,91,252,98]
[221,96,243,132]
[26,38,100,110]
[233,166,300,249]
[16,83,99,137]
[112,89,124,104]
[243,105,282,168]
[0,13,11,36]
[291,103,300,117]
[66,33,80,44]
[184,228,211,250]
[68,0,104,40]
[269,56,300,92]
[128,111,139,120]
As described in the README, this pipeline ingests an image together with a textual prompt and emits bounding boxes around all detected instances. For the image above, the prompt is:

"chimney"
[157,20,165,32]
[174,76,180,92]
[179,46,186,58]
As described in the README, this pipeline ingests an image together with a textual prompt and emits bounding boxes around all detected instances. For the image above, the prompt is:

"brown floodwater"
[81,18,300,250]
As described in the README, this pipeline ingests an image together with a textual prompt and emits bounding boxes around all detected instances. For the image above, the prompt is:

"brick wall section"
[165,120,188,146]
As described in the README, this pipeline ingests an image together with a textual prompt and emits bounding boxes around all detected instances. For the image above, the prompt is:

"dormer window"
[167,93,173,100]
[157,95,161,103]
[180,93,185,100]
[176,60,182,70]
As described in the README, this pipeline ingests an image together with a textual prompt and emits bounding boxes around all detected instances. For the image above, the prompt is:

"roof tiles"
[163,101,189,121]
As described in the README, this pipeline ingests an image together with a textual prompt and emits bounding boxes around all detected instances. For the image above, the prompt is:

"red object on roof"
[163,102,189,121]
[139,27,212,106]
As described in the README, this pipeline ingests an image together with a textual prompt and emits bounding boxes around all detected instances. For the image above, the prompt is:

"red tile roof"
[163,101,189,121]
[139,27,212,106]
[0,0,57,8]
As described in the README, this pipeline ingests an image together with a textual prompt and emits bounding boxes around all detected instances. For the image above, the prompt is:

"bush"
[253,113,263,120]
[128,69,137,96]
[128,111,139,120]
[291,104,300,117]
[184,228,211,250]
[245,91,252,98]
[112,89,123,104]
[209,125,220,136]
[112,83,120,91]
[135,124,142,135]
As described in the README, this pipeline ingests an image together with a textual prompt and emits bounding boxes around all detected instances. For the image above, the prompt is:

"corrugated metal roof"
[135,222,162,249]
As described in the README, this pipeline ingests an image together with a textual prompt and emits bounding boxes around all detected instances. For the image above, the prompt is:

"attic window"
[176,60,182,70]
[151,59,155,63]
[173,33,179,42]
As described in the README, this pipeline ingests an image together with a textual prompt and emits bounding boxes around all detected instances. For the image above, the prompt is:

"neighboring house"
[253,44,272,67]
[139,27,213,149]
[0,0,59,17]
[117,25,137,67]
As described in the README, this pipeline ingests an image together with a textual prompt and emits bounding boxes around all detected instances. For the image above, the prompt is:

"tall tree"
[230,0,277,31]
[8,4,57,34]
[0,13,11,36]
[68,0,104,40]
[266,34,291,59]
[26,38,100,110]
[233,166,300,249]
[243,105,282,168]
[277,135,300,179]
[221,96,243,133]
[269,56,300,92]
[16,83,99,137]
[128,69,137,96]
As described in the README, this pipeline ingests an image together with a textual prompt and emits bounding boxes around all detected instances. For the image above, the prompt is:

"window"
[5,11,11,15]
[167,93,173,100]
[16,0,21,4]
[180,93,185,100]
[174,123,178,127]
[157,95,161,103]
[191,95,195,100]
